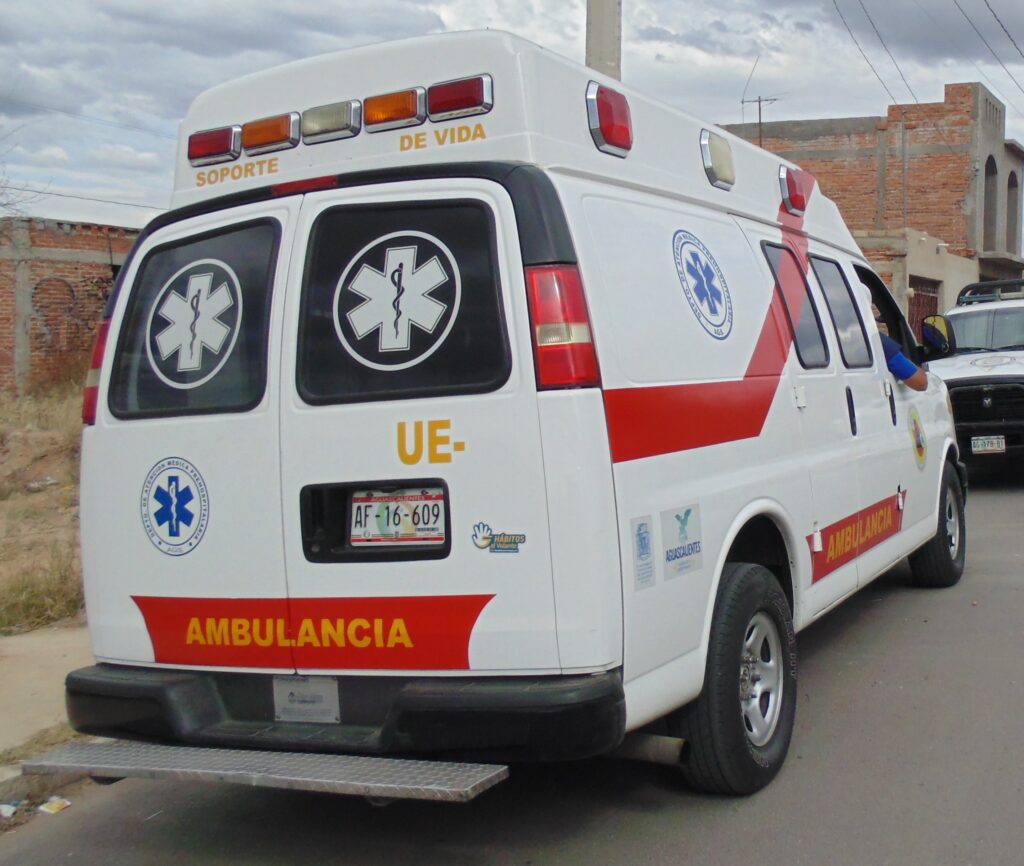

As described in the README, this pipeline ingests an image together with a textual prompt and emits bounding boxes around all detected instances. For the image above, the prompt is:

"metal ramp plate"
[24,741,508,803]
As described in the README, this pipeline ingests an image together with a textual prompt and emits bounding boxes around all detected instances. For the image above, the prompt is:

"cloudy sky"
[3,0,1024,228]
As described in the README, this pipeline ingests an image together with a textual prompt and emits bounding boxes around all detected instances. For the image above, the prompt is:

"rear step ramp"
[24,741,508,803]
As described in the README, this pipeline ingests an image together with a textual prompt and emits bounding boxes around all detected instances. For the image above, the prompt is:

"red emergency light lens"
[780,165,813,216]
[525,265,600,389]
[427,75,493,121]
[271,176,339,197]
[586,82,632,157]
[187,126,241,166]
[82,319,110,425]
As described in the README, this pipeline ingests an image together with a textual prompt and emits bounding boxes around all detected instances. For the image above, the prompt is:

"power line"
[0,96,175,141]
[4,185,166,210]
[855,0,959,156]
[952,0,1024,99]
[831,0,902,107]
[907,0,1024,121]
[982,0,1024,63]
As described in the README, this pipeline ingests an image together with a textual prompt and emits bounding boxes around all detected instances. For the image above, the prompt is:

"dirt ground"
[0,388,83,633]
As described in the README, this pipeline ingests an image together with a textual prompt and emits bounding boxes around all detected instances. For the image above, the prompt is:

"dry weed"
[0,542,83,634]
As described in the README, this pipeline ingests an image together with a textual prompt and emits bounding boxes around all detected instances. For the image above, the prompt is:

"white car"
[926,281,1024,461]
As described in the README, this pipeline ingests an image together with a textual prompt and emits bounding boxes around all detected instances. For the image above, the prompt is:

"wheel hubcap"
[738,611,784,748]
[944,484,960,559]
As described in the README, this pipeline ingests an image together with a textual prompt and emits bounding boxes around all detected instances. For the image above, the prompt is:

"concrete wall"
[0,218,137,395]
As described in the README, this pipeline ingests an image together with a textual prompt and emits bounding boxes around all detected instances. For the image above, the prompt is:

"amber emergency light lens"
[364,89,425,130]
[242,113,299,154]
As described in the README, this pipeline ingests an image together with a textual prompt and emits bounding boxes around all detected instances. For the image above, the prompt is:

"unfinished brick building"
[0,218,137,395]
[726,82,1024,328]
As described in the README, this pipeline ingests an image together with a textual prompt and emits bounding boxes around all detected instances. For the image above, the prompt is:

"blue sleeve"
[879,334,917,380]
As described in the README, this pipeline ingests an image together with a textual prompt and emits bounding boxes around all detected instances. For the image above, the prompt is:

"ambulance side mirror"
[921,315,955,360]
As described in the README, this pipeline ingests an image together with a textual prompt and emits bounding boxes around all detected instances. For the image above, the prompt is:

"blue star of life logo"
[673,230,734,340]
[141,458,209,556]
[153,475,194,538]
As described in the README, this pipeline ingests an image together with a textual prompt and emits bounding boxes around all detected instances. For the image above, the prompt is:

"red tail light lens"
[780,165,813,216]
[586,82,632,157]
[427,75,493,121]
[525,265,600,389]
[82,319,110,425]
[187,126,241,166]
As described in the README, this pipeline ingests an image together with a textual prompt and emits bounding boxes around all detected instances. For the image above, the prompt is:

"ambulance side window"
[762,243,829,369]
[809,256,873,368]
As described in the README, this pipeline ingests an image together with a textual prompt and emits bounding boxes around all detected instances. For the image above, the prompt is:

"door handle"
[846,386,857,436]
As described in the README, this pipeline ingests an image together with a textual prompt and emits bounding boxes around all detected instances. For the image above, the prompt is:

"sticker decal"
[672,230,733,340]
[472,522,526,553]
[146,259,242,389]
[333,230,461,371]
[908,407,927,470]
[141,457,210,556]
[661,505,703,578]
[631,516,655,590]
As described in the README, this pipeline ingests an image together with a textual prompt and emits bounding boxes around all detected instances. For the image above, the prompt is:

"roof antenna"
[740,54,760,124]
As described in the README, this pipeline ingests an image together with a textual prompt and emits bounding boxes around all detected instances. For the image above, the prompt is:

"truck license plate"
[350,488,446,547]
[971,435,1005,454]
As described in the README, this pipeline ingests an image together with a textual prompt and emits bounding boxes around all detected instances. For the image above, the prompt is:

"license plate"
[971,435,1006,454]
[272,676,340,724]
[350,487,446,547]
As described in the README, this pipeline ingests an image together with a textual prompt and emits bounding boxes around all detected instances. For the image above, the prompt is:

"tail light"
[82,319,110,425]
[525,265,600,389]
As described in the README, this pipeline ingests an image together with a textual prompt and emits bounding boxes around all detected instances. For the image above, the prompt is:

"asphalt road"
[3,463,1022,866]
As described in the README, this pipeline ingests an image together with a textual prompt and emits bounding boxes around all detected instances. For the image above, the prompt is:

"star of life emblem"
[141,457,209,556]
[145,259,243,389]
[333,231,461,371]
[673,230,734,341]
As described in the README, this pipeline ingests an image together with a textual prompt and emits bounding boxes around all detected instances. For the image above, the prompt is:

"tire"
[674,562,797,795]
[908,461,966,588]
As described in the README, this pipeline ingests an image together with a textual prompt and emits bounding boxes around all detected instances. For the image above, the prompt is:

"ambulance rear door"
[82,199,301,668]
[277,178,561,676]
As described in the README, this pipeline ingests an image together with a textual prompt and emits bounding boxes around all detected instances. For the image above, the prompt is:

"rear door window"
[297,201,510,404]
[109,220,279,418]
[762,243,829,369]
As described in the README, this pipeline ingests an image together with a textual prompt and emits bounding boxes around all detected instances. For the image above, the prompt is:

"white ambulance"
[52,31,965,799]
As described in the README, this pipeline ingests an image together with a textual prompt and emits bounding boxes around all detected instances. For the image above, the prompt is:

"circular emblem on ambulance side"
[141,457,210,556]
[145,259,243,390]
[673,230,734,341]
[333,231,462,371]
[908,407,927,470]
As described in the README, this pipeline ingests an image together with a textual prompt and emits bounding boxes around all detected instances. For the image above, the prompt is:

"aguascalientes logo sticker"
[333,231,461,371]
[673,230,733,340]
[146,259,242,389]
[141,457,210,556]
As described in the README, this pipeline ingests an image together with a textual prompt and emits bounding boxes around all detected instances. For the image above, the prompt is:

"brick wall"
[0,218,137,394]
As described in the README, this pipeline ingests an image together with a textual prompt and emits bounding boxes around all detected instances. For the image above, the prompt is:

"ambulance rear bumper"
[66,664,625,761]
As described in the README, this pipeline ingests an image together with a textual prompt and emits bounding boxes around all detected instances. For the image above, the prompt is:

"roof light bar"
[427,75,493,121]
[701,129,735,191]
[364,88,426,132]
[302,100,362,144]
[586,81,632,158]
[187,126,241,166]
[780,165,812,216]
[242,113,300,155]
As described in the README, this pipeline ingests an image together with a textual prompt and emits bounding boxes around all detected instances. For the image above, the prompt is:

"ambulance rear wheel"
[675,562,797,795]
[908,461,965,588]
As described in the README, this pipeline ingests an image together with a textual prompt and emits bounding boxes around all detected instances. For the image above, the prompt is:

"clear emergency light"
[302,100,362,144]
[586,82,632,158]
[701,130,735,190]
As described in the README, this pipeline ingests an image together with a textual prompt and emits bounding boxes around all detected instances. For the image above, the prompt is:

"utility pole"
[740,95,779,149]
[586,0,622,80]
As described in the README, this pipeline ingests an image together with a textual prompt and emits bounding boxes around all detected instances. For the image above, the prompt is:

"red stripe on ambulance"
[132,594,494,670]
[603,182,816,463]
